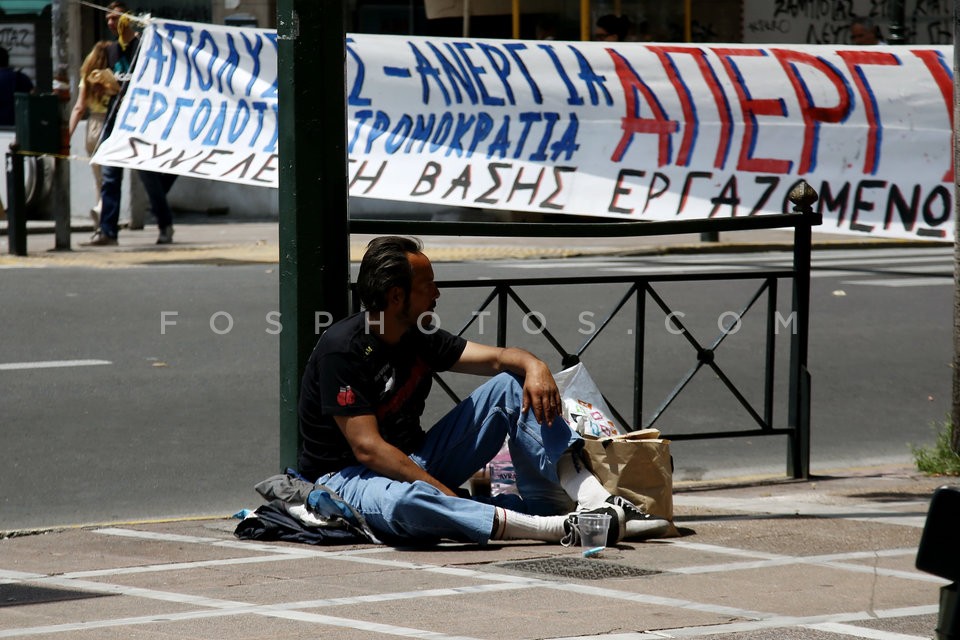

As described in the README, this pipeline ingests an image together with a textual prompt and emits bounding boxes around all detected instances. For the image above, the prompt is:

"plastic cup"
[577,512,611,554]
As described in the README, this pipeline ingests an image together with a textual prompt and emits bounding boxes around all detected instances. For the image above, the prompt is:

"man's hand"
[335,414,458,496]
[521,358,563,426]
[452,342,563,426]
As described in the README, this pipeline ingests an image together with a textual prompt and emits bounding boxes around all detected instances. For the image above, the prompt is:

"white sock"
[556,451,611,509]
[491,507,567,542]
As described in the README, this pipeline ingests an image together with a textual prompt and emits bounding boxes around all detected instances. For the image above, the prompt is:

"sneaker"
[606,495,671,540]
[560,504,624,547]
[157,226,174,245]
[81,231,117,247]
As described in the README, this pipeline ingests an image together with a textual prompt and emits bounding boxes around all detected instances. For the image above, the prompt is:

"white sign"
[96,21,955,241]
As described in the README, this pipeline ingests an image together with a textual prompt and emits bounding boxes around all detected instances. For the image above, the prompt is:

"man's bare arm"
[450,342,562,425]
[334,414,457,496]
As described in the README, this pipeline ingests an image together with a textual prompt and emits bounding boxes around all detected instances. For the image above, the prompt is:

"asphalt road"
[1,246,952,530]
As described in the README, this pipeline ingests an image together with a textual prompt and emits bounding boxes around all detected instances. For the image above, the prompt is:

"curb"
[0,222,949,268]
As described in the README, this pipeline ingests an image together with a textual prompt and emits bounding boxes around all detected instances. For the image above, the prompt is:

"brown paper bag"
[581,430,674,523]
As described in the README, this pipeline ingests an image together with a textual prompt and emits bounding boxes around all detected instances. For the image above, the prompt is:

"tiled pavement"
[1,466,952,640]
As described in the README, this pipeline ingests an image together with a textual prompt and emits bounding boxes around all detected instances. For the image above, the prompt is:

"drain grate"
[498,556,662,580]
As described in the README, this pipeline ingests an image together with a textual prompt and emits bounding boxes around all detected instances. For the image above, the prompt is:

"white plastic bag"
[554,363,623,437]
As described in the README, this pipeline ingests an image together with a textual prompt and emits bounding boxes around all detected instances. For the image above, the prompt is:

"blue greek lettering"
[405,114,435,153]
[538,44,584,105]
[162,97,194,140]
[346,37,371,106]
[203,101,228,145]
[163,23,194,89]
[429,112,454,152]
[409,42,450,105]
[140,91,168,133]
[241,33,262,97]
[228,100,251,143]
[216,34,241,94]
[445,113,476,157]
[119,87,149,132]
[385,114,413,154]
[453,42,504,106]
[467,112,494,157]
[138,28,170,86]
[503,43,542,104]
[189,99,212,140]
[192,30,219,91]
[477,43,514,105]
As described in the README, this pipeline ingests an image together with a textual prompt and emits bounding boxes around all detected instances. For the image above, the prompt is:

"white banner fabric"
[94,21,955,241]
[92,20,279,188]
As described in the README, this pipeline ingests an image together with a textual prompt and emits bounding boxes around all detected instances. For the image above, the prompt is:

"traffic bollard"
[5,143,27,256]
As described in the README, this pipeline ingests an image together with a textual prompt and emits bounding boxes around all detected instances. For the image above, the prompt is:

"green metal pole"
[786,181,819,480]
[277,0,350,472]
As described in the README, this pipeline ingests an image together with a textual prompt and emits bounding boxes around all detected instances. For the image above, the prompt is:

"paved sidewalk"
[1,220,953,638]
[0,465,952,640]
[0,218,943,267]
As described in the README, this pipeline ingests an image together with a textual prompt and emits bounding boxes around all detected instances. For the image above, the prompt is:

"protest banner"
[92,20,279,188]
[94,20,955,241]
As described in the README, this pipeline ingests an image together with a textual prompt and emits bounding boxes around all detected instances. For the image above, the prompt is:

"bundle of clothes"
[234,471,380,545]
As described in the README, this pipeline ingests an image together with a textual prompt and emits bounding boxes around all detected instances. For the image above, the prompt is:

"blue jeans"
[99,167,175,238]
[315,373,582,545]
[98,164,123,238]
[138,170,176,229]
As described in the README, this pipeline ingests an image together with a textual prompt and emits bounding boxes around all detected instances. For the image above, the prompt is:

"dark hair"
[851,14,883,39]
[107,1,128,11]
[0,47,8,68]
[357,236,423,311]
[596,14,630,41]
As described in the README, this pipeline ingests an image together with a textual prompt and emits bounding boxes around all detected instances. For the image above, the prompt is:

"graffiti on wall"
[743,0,951,44]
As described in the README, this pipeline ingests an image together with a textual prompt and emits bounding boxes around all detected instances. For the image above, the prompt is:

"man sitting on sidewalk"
[297,236,670,546]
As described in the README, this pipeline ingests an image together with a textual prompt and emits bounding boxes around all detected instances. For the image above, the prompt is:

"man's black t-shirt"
[297,312,467,481]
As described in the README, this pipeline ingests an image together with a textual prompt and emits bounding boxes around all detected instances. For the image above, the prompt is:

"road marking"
[0,359,112,371]
[803,621,930,640]
[840,277,952,287]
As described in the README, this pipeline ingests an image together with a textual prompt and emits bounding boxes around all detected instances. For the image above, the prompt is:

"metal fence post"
[786,181,820,479]
[5,143,27,256]
[277,0,350,472]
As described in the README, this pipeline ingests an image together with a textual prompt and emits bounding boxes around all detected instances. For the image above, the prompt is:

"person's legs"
[318,466,496,544]
[161,172,177,193]
[138,170,173,229]
[412,372,581,516]
[84,116,104,216]
[97,164,122,238]
[314,373,578,544]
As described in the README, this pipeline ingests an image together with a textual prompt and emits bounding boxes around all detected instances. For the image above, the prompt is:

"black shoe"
[82,231,118,247]
[157,226,174,245]
[606,495,671,540]
[561,504,623,547]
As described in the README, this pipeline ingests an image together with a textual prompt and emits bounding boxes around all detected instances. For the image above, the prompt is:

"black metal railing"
[351,182,820,478]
